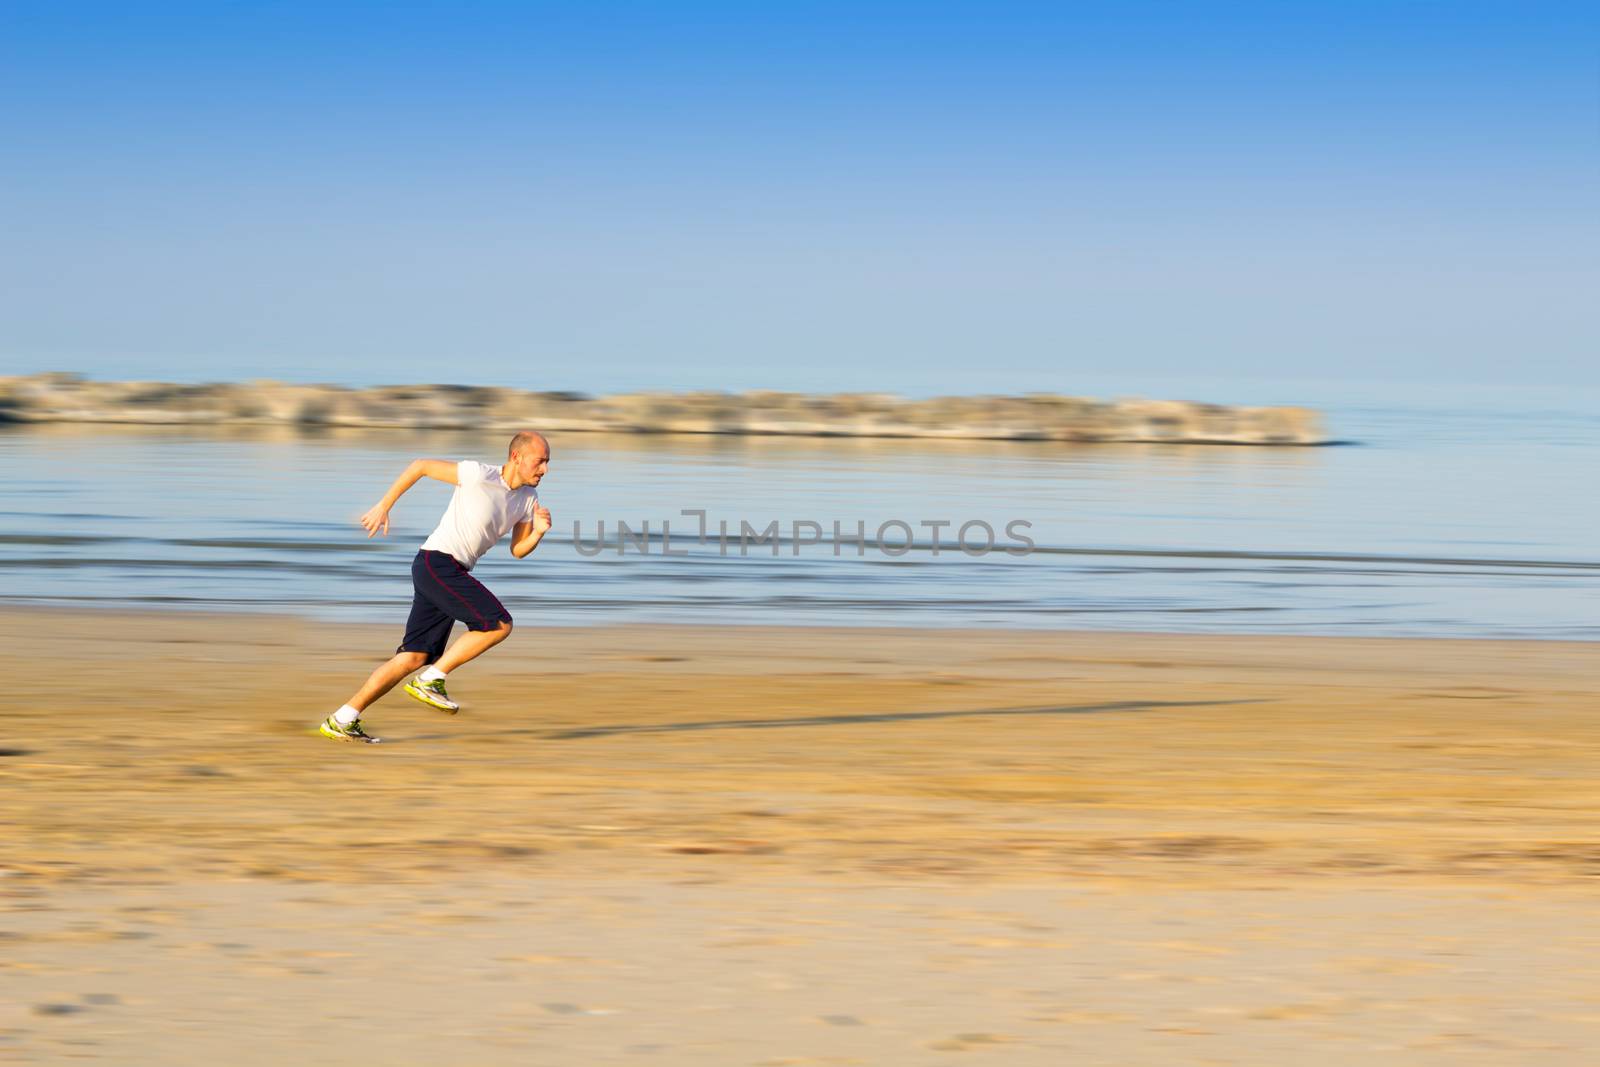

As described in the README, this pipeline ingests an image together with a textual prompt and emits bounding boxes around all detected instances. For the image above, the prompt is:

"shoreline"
[7,603,1597,888]
[9,606,1599,1063]
[8,597,1598,646]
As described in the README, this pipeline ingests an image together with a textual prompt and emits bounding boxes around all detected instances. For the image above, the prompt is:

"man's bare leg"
[433,620,513,674]
[347,651,429,712]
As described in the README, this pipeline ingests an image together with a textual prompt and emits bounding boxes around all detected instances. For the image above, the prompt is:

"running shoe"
[404,675,460,713]
[318,715,381,743]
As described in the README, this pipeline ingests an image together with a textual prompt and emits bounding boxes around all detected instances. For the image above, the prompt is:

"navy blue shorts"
[397,550,513,663]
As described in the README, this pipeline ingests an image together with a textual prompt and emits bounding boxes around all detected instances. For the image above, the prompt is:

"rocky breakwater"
[0,373,1327,444]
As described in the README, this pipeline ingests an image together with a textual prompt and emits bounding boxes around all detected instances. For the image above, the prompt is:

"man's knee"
[397,650,430,669]
[495,618,513,637]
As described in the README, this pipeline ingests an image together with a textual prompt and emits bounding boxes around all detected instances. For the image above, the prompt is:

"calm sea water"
[1,388,1596,639]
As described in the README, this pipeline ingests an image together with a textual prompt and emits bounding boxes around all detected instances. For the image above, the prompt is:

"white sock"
[419,666,447,684]
[333,704,361,726]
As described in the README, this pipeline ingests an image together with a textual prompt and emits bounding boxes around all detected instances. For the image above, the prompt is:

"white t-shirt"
[420,460,540,570]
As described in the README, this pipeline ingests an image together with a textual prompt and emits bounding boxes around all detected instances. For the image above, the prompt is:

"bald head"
[502,430,550,491]
[508,430,548,460]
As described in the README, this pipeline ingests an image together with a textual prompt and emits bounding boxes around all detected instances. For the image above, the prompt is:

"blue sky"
[1,1,1595,398]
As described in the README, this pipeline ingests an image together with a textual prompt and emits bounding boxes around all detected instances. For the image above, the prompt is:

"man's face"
[514,444,549,486]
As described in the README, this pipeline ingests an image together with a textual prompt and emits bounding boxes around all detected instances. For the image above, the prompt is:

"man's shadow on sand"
[396,699,1264,743]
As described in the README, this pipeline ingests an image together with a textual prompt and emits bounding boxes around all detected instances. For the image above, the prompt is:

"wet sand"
[3,608,1598,1063]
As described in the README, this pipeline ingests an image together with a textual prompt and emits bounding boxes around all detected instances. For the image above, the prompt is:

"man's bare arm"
[359,459,459,538]
[509,502,553,559]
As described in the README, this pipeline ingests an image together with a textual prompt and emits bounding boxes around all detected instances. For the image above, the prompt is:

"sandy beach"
[3,608,1598,1064]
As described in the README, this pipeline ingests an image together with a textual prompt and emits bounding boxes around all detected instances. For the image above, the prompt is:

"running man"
[318,431,552,742]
